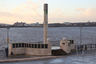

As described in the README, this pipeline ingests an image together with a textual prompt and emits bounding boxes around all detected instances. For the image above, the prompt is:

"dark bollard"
[85,45,87,50]
[80,45,83,51]
[77,47,79,52]
[11,52,13,55]
[90,44,92,49]
[5,48,8,57]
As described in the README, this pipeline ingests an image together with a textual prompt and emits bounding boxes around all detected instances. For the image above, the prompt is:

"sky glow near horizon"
[0,0,96,24]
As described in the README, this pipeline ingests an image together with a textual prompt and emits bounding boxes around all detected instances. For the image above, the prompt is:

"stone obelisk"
[44,4,48,44]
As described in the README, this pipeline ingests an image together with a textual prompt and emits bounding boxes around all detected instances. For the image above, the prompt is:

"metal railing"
[75,44,96,51]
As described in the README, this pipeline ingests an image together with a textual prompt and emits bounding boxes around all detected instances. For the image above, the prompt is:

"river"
[0,27,96,50]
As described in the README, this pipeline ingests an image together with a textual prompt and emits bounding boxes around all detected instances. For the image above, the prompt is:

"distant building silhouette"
[14,22,26,26]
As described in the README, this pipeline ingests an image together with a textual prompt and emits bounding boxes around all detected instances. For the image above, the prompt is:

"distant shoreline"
[0,26,96,28]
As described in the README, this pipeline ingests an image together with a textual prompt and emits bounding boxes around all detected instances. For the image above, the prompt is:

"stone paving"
[0,50,96,64]
[0,49,96,63]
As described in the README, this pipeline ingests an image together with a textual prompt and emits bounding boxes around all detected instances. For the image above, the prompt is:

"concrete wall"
[25,48,51,55]
[25,42,51,56]
[12,48,25,55]
[9,43,12,56]
[68,40,75,51]
[70,44,75,50]
[9,42,51,56]
[60,40,71,54]
[60,39,75,54]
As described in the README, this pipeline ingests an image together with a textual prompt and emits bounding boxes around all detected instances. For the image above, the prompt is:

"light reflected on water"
[50,59,63,63]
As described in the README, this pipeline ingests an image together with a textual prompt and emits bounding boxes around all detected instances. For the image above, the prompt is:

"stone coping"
[0,56,63,63]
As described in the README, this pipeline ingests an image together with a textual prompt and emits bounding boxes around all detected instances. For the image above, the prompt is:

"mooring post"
[76,45,78,55]
[82,45,85,55]
[44,4,48,44]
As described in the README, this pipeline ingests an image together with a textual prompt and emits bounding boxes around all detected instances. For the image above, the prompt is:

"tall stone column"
[44,4,48,44]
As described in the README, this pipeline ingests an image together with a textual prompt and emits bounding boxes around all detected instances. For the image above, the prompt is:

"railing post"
[90,44,92,50]
[95,44,96,49]
[87,45,88,50]
[85,45,87,50]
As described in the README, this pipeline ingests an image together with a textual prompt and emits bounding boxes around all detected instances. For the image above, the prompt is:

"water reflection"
[50,58,63,63]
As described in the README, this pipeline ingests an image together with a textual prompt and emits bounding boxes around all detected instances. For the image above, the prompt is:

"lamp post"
[6,27,10,57]
[80,26,82,46]
[80,26,84,55]
[6,27,10,48]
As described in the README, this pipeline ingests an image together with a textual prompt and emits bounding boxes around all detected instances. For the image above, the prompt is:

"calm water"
[0,27,96,50]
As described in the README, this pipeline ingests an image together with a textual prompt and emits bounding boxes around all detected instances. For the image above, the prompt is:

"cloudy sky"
[0,0,96,24]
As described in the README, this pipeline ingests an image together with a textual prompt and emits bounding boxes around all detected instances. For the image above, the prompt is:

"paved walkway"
[1,53,96,64]
[0,49,96,63]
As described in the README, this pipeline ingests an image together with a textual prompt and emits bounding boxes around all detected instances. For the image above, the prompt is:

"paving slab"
[0,49,96,63]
